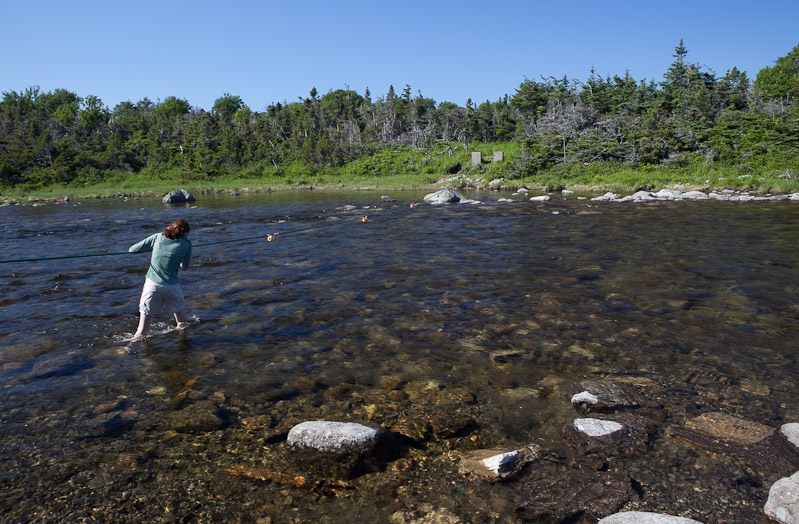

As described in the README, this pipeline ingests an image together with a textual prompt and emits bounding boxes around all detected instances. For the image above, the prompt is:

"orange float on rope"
[409,203,416,208]
[361,216,369,223]
[267,233,277,242]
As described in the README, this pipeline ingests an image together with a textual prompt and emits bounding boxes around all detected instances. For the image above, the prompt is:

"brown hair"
[164,219,190,240]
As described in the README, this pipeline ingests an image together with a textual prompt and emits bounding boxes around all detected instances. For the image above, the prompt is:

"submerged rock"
[666,412,799,481]
[598,511,705,523]
[166,401,225,433]
[565,413,654,459]
[529,195,551,202]
[764,471,799,524]
[423,189,463,204]
[390,503,463,524]
[682,412,774,445]
[516,463,636,522]
[459,445,542,481]
[570,379,650,413]
[286,420,397,479]
[162,189,196,204]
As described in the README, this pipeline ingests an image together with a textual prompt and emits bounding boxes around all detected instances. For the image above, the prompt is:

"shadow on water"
[1,192,798,522]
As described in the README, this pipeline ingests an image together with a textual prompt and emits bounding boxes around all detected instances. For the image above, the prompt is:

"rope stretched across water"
[0,213,375,265]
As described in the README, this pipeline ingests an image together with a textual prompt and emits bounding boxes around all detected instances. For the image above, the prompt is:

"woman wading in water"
[129,219,192,341]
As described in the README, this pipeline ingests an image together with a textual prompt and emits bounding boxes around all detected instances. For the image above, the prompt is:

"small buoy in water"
[409,203,416,208]
[361,216,369,223]
[267,233,277,242]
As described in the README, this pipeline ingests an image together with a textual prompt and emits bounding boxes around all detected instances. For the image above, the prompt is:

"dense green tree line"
[1,41,798,189]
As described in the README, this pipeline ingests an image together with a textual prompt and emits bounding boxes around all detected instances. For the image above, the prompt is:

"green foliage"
[3,41,799,198]
[755,43,799,101]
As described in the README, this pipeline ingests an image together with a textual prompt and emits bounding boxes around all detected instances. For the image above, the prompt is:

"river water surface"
[1,191,798,523]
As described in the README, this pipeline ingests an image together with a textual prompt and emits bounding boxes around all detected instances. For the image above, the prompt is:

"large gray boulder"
[764,471,799,524]
[286,420,397,479]
[598,511,705,523]
[162,189,196,204]
[423,189,464,204]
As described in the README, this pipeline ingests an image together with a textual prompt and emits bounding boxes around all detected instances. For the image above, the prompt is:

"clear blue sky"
[2,0,798,111]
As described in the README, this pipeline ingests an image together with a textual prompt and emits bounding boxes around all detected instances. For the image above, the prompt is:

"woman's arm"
[129,233,159,253]
[180,240,192,271]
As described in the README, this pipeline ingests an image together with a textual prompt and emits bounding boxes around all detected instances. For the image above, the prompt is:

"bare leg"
[132,312,153,340]
[174,310,188,329]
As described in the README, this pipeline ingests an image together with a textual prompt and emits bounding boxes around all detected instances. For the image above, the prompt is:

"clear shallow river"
[1,191,798,523]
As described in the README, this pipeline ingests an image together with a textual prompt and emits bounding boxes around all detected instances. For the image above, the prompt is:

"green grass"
[2,142,798,203]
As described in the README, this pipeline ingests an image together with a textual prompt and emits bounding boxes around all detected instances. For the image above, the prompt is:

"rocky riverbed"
[2,191,798,522]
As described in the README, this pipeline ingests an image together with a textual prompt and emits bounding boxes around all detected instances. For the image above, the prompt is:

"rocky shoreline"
[266,377,799,524]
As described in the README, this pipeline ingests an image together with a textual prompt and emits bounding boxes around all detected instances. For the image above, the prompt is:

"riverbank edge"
[2,176,797,206]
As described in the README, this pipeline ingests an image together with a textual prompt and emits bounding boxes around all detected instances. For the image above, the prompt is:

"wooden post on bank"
[471,152,482,166]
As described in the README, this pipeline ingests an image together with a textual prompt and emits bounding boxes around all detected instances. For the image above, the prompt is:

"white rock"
[781,423,799,450]
[591,192,620,202]
[764,471,799,524]
[517,188,529,193]
[529,195,551,202]
[629,190,656,201]
[574,418,624,437]
[482,451,519,474]
[682,191,708,200]
[571,391,599,406]
[653,188,683,199]
[562,189,574,195]
[287,421,380,452]
[789,193,799,201]
[598,511,705,523]
[459,445,542,480]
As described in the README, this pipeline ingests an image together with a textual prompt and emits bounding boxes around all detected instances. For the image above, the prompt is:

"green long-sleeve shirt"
[129,233,192,285]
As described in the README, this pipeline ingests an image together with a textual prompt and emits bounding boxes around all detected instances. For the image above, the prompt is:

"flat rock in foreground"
[598,511,705,523]
[286,420,396,479]
[764,470,799,524]
[515,463,635,522]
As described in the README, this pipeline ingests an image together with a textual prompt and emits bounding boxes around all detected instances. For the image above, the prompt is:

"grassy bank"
[2,142,798,203]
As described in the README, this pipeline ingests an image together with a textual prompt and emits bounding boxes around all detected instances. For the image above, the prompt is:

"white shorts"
[139,278,185,315]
